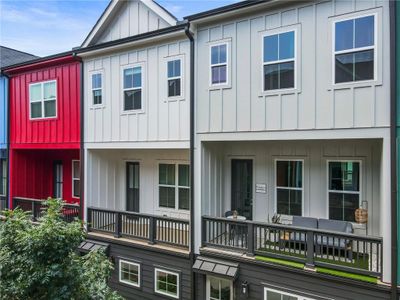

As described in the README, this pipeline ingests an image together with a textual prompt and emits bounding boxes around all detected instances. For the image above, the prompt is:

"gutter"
[184,21,196,300]
[2,71,10,209]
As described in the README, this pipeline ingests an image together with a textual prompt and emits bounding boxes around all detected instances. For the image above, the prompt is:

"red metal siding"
[9,60,80,148]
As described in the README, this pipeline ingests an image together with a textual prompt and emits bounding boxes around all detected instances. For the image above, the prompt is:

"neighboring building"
[3,53,81,218]
[0,46,38,210]
[76,1,193,299]
[187,0,393,299]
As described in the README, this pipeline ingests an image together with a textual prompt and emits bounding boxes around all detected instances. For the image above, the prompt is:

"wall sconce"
[241,281,249,298]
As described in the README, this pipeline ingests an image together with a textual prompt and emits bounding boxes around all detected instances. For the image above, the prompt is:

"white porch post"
[194,138,202,254]
[83,147,89,224]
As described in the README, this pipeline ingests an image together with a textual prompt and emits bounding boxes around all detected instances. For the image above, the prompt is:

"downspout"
[3,71,10,209]
[184,21,196,300]
[390,0,398,298]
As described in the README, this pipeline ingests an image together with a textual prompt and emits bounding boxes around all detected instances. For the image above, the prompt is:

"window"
[155,268,179,299]
[328,161,360,222]
[167,59,182,97]
[29,80,57,119]
[159,163,189,210]
[207,276,232,300]
[210,43,228,85]
[119,260,140,287]
[123,66,142,111]
[92,73,102,105]
[264,287,315,300]
[263,31,295,90]
[276,160,303,216]
[334,15,375,83]
[72,160,80,198]
[0,159,6,196]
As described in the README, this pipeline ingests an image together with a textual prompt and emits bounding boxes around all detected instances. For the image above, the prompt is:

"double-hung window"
[159,163,189,210]
[207,276,232,300]
[29,80,57,119]
[72,160,80,198]
[123,66,142,111]
[119,260,140,287]
[0,159,6,196]
[264,287,315,300]
[167,59,182,97]
[263,30,295,91]
[328,161,360,222]
[210,44,228,85]
[92,73,102,105]
[334,15,375,83]
[276,160,303,216]
[155,268,179,299]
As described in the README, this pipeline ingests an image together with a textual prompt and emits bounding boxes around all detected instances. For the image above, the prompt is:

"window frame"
[29,79,57,120]
[274,158,304,216]
[121,63,145,114]
[90,71,104,107]
[331,12,378,86]
[209,41,230,88]
[166,57,184,100]
[72,160,80,199]
[0,159,6,197]
[119,259,141,288]
[264,287,315,300]
[154,268,180,299]
[326,159,362,222]
[206,276,233,300]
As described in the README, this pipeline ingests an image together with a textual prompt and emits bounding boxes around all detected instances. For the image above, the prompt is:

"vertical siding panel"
[354,87,374,127]
[138,2,149,34]
[281,94,297,129]
[334,89,353,128]
[266,95,280,130]
[148,47,158,141]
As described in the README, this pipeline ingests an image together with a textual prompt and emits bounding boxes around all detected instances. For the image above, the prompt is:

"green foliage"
[0,198,123,300]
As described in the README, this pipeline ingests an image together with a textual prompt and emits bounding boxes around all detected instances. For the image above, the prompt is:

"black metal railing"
[87,207,190,249]
[13,197,80,223]
[202,216,383,278]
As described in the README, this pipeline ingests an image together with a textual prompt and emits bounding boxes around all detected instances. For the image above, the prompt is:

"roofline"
[0,45,38,59]
[153,0,178,21]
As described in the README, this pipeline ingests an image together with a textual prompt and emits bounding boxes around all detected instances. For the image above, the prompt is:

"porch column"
[83,147,89,224]
[193,138,202,253]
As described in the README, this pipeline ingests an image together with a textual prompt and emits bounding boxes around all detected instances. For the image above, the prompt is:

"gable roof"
[82,0,177,47]
[0,46,38,69]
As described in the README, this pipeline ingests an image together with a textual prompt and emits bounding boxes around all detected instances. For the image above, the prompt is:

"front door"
[53,161,63,199]
[231,159,253,220]
[126,162,140,212]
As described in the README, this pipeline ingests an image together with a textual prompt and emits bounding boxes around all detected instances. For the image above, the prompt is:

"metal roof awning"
[78,239,110,255]
[192,256,239,280]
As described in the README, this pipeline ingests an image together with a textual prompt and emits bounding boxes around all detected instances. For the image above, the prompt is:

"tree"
[0,199,123,300]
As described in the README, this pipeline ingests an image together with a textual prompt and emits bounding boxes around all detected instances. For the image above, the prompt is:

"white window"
[154,268,179,299]
[159,163,189,210]
[72,160,80,198]
[333,14,375,84]
[29,80,57,119]
[263,30,296,91]
[210,43,228,85]
[328,161,361,222]
[123,66,142,111]
[264,287,315,300]
[119,259,140,287]
[91,73,102,105]
[0,159,6,196]
[207,276,233,300]
[167,59,182,98]
[276,160,303,216]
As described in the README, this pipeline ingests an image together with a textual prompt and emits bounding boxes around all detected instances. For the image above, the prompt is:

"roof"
[0,46,38,69]
[78,239,110,254]
[193,256,239,279]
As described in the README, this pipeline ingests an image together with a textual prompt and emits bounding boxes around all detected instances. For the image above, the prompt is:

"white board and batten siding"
[195,0,390,134]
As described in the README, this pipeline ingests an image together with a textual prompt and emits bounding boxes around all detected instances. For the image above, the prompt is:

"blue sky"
[0,0,238,57]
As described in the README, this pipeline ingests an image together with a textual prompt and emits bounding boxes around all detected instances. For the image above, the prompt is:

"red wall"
[9,58,80,149]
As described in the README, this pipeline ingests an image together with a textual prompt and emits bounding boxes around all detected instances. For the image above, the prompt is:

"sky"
[0,0,239,57]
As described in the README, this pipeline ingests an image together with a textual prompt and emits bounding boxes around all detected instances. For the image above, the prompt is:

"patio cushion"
[292,216,318,229]
[318,219,353,234]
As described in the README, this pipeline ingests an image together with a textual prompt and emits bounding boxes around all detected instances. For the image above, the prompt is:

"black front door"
[53,161,63,199]
[126,162,140,212]
[231,159,253,220]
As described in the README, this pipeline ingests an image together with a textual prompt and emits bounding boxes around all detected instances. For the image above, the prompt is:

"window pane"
[264,64,279,90]
[276,161,302,188]
[211,65,227,84]
[168,78,181,97]
[159,187,175,208]
[279,62,294,89]
[73,180,80,197]
[44,100,56,117]
[93,90,102,105]
[211,46,219,65]
[124,90,141,110]
[30,84,42,101]
[167,273,177,285]
[43,82,56,99]
[124,67,141,89]
[354,50,374,81]
[267,291,282,300]
[335,53,354,83]
[264,34,278,62]
[92,74,102,89]
[168,61,174,78]
[31,102,42,118]
[279,31,295,60]
[335,19,354,51]
[277,188,302,216]
[329,162,360,191]
[159,164,175,185]
[178,188,189,210]
[73,161,80,179]
[220,279,231,300]
[355,15,374,48]
[219,44,227,63]
[178,165,189,187]
[209,277,220,299]
[329,192,359,221]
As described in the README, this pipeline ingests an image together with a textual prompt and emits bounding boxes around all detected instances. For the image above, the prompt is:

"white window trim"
[121,63,145,114]
[158,162,190,212]
[72,160,80,199]
[331,12,378,86]
[119,259,140,288]
[90,71,104,108]
[209,41,230,88]
[0,159,6,197]
[206,276,233,300]
[166,56,185,101]
[264,287,316,300]
[154,268,180,299]
[29,80,57,120]
[274,159,304,217]
[326,159,362,221]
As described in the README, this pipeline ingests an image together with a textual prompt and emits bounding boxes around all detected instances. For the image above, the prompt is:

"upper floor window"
[210,43,228,85]
[92,73,102,105]
[29,80,57,119]
[168,59,182,98]
[263,30,295,91]
[334,15,375,84]
[159,163,189,210]
[123,66,142,111]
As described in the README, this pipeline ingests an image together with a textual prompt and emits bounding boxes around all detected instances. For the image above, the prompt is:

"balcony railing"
[13,197,80,223]
[202,216,382,278]
[87,207,190,249]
